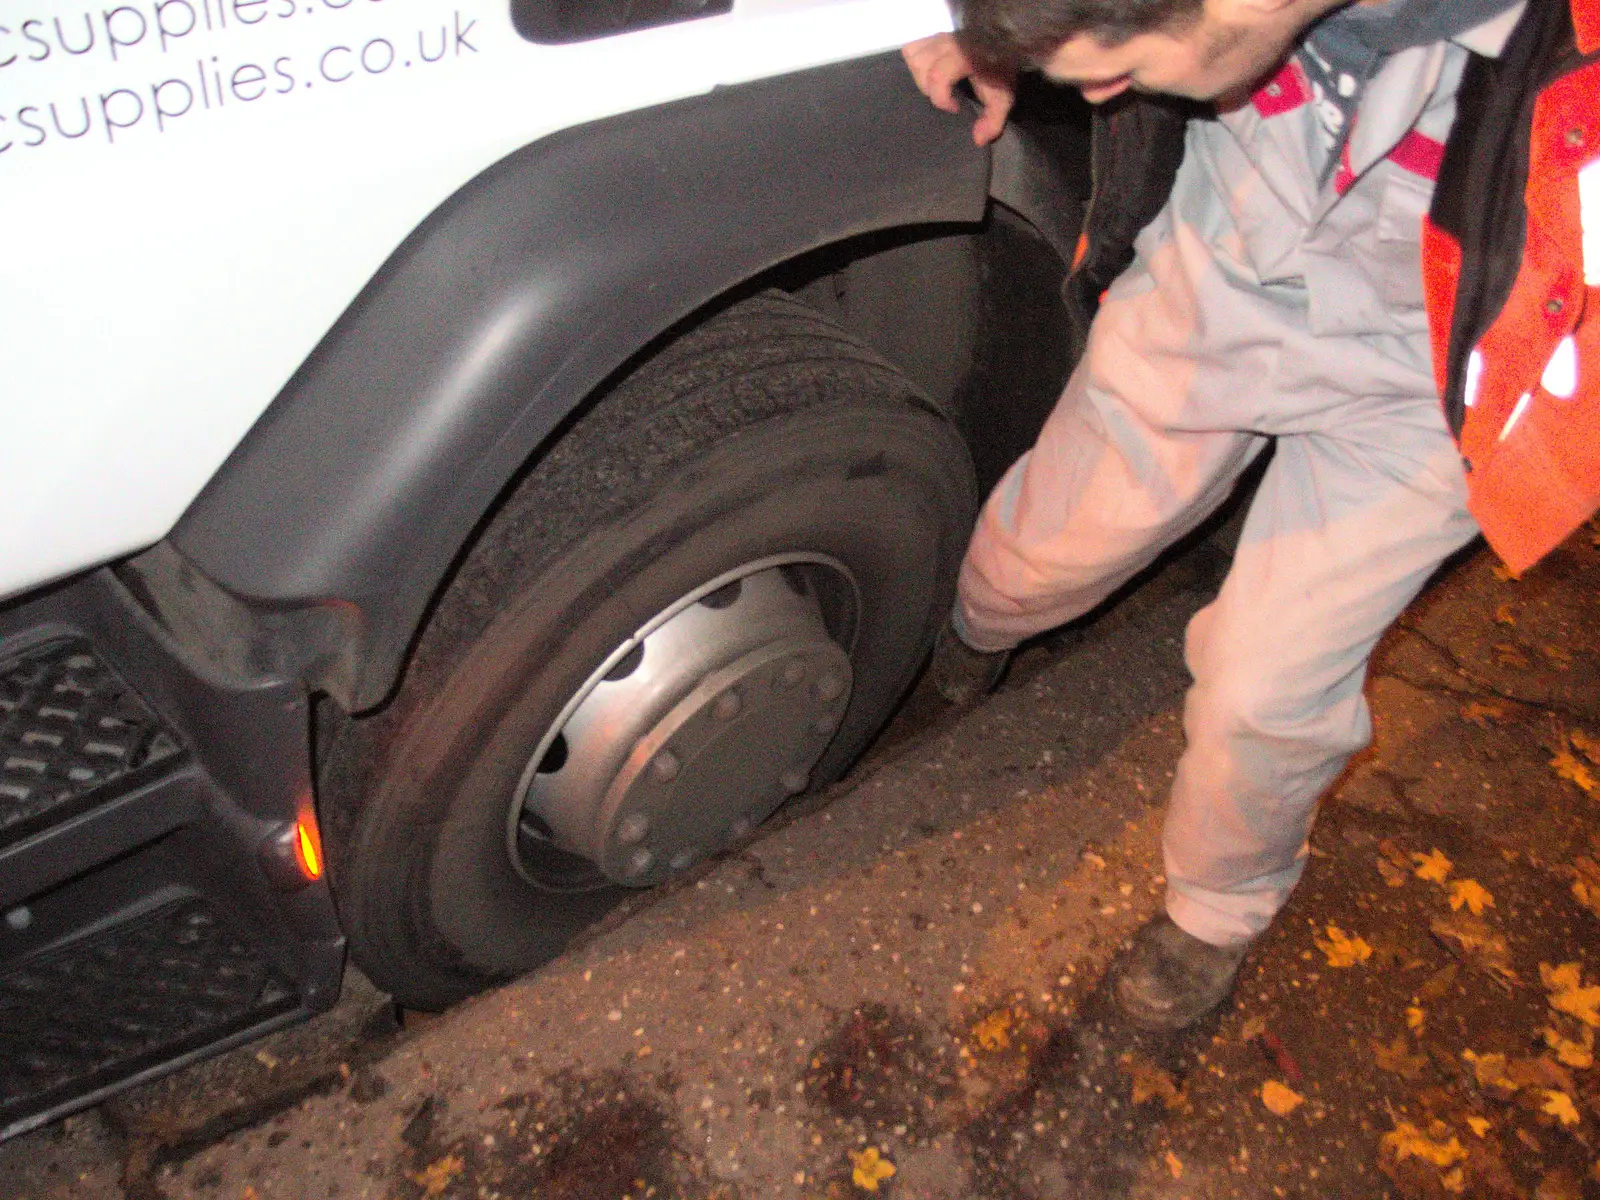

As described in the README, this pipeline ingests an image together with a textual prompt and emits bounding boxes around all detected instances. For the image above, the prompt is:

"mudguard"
[169,51,989,711]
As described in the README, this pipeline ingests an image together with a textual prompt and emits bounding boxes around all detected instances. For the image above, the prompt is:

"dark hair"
[952,0,1205,73]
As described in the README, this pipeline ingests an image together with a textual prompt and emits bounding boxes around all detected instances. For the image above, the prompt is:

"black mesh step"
[0,894,296,1129]
[0,639,181,847]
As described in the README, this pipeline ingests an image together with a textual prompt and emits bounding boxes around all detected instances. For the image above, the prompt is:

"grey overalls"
[954,6,1524,945]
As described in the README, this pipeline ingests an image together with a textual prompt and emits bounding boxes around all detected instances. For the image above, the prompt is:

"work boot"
[1109,913,1249,1032]
[929,620,1011,706]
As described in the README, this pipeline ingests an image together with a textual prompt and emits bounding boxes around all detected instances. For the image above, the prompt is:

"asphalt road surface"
[4,518,1599,1200]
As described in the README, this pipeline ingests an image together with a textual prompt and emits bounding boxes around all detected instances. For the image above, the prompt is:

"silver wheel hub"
[510,561,855,889]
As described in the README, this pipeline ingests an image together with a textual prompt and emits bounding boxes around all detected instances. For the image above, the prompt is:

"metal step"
[0,639,180,849]
[0,891,298,1137]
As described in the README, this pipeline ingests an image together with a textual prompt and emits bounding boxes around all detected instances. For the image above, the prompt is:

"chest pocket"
[1374,165,1435,311]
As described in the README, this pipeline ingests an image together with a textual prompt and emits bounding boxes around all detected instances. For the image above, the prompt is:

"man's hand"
[902,33,1016,147]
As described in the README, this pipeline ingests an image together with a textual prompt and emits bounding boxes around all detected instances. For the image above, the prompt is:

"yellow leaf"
[1413,849,1454,885]
[1164,1151,1184,1179]
[1407,1006,1426,1032]
[971,1009,1013,1052]
[1463,701,1508,727]
[1543,1090,1582,1127]
[1373,1034,1428,1080]
[409,1154,464,1198]
[1448,879,1495,916]
[1552,749,1600,797]
[1261,1080,1304,1116]
[1544,1026,1596,1069]
[1542,962,1600,1028]
[1441,1166,1467,1194]
[1573,730,1600,766]
[1431,913,1519,985]
[1467,1116,1492,1138]
[1544,644,1574,668]
[850,1147,896,1192]
[1494,642,1530,667]
[1121,1055,1186,1110]
[1381,1120,1468,1168]
[1495,602,1517,625]
[1315,924,1373,968]
[1572,858,1600,920]
[1464,1049,1514,1091]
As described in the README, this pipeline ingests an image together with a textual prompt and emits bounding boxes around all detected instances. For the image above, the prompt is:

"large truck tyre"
[321,292,979,1010]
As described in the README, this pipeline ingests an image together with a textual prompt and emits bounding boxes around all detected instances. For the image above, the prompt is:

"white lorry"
[0,0,1087,1136]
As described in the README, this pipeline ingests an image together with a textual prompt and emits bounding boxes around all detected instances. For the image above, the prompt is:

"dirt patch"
[394,1071,734,1200]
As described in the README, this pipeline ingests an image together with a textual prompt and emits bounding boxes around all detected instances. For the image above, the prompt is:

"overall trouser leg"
[955,246,1269,654]
[1162,404,1477,945]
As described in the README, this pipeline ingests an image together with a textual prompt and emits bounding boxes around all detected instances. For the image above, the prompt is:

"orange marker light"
[294,815,324,881]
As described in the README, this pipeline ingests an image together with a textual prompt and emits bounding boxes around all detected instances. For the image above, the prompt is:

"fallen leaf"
[1543,1090,1582,1126]
[1542,962,1600,1028]
[1464,1050,1514,1091]
[1418,964,1460,1003]
[1494,642,1531,668]
[1544,644,1574,669]
[1238,1015,1268,1042]
[1432,913,1518,985]
[1463,700,1508,727]
[1407,1006,1426,1032]
[1544,1026,1596,1069]
[1373,1034,1428,1080]
[1377,856,1409,888]
[1413,849,1454,885]
[254,1050,278,1071]
[1448,879,1495,916]
[1505,1056,1577,1094]
[1121,1055,1186,1111]
[1261,1080,1303,1116]
[409,1154,464,1198]
[1381,1120,1468,1168]
[1494,603,1517,625]
[971,1009,1013,1052]
[850,1147,896,1192]
[1467,1116,1492,1138]
[1315,924,1373,968]
[1552,749,1600,798]
[1571,858,1600,920]
[1164,1151,1183,1179]
[1572,730,1600,766]
[1441,1165,1467,1194]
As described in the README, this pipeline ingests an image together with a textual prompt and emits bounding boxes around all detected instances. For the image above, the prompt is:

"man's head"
[955,0,1351,103]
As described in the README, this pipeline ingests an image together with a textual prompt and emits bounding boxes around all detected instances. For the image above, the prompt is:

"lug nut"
[714,690,742,721]
[780,659,808,688]
[780,769,809,795]
[814,674,845,702]
[616,813,650,846]
[625,848,655,877]
[652,750,680,782]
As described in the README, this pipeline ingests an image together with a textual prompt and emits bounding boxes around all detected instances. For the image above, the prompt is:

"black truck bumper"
[0,568,344,1140]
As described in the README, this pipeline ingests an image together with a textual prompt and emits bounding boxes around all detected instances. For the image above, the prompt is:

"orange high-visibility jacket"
[1062,0,1600,574]
[1423,0,1600,573]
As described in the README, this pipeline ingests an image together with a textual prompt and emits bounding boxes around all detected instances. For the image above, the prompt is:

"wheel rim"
[507,555,860,891]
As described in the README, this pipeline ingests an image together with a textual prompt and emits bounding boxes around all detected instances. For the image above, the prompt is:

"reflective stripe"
[1541,335,1579,398]
[1464,348,1485,408]
[1582,157,1600,286]
[1388,130,1446,181]
[1499,392,1533,441]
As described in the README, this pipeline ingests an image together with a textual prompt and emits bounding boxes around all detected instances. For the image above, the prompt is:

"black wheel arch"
[163,51,988,712]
